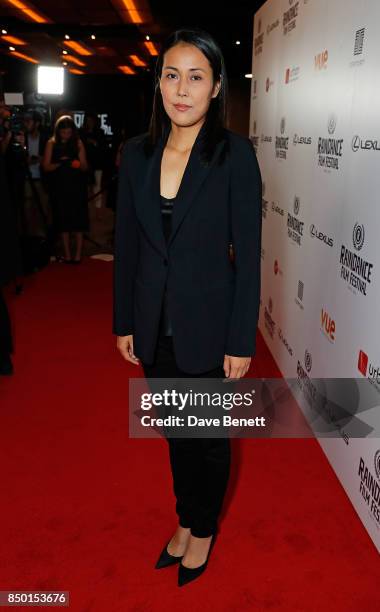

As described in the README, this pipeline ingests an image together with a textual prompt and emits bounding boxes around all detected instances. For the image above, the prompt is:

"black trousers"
[0,287,13,359]
[141,329,231,538]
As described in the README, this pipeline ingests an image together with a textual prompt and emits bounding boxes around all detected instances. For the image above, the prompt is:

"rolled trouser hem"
[190,526,217,538]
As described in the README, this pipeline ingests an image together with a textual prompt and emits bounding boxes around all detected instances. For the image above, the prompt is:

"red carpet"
[1,258,379,611]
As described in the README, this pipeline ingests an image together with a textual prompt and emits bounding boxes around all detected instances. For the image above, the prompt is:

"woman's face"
[159,42,220,128]
[59,127,72,141]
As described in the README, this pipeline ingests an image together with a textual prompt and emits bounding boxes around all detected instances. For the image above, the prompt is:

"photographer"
[0,149,23,375]
[23,110,51,236]
[0,106,27,236]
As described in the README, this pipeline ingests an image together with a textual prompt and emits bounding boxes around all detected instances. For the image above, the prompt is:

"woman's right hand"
[116,335,140,365]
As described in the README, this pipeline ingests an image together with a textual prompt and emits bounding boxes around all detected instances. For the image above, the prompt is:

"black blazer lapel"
[134,136,168,260]
[134,123,226,259]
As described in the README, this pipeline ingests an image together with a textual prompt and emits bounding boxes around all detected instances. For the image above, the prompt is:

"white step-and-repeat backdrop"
[250,0,380,552]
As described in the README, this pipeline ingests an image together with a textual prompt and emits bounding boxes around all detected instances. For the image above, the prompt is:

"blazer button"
[163,258,168,266]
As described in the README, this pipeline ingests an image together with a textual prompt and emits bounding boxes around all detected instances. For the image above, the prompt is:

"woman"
[113,28,262,586]
[42,115,88,263]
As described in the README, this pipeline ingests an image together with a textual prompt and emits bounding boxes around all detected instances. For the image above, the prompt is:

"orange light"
[63,54,86,67]
[144,40,158,56]
[129,54,146,67]
[69,68,85,75]
[2,34,27,45]
[120,0,143,24]
[118,65,136,74]
[10,49,38,63]
[63,40,93,56]
[6,0,49,23]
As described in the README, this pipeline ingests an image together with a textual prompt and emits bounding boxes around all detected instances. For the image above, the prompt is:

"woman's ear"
[214,80,221,98]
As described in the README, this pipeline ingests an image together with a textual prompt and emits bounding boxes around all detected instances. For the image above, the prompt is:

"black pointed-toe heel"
[178,533,217,587]
[155,540,184,569]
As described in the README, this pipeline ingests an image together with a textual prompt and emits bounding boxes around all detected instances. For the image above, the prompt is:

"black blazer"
[112,122,262,374]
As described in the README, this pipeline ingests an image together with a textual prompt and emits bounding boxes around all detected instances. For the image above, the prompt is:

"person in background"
[80,112,107,220]
[104,126,127,215]
[0,104,11,154]
[42,115,89,264]
[1,108,28,236]
[54,108,74,123]
[23,111,51,236]
[0,151,23,375]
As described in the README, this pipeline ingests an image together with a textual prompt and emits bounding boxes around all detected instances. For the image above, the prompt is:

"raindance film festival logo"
[276,116,289,160]
[339,222,374,296]
[283,0,299,36]
[254,17,264,56]
[287,196,304,246]
[317,114,344,171]
[358,452,380,526]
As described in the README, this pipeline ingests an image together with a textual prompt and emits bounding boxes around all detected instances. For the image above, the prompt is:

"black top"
[49,140,89,232]
[158,194,175,336]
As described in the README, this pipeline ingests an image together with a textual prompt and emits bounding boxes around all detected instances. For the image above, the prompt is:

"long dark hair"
[53,115,79,145]
[145,27,229,164]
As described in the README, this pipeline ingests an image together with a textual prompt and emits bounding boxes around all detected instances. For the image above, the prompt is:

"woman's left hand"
[223,355,251,379]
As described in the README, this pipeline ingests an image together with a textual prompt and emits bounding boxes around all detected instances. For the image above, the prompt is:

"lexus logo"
[352,135,360,152]
[351,135,380,152]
